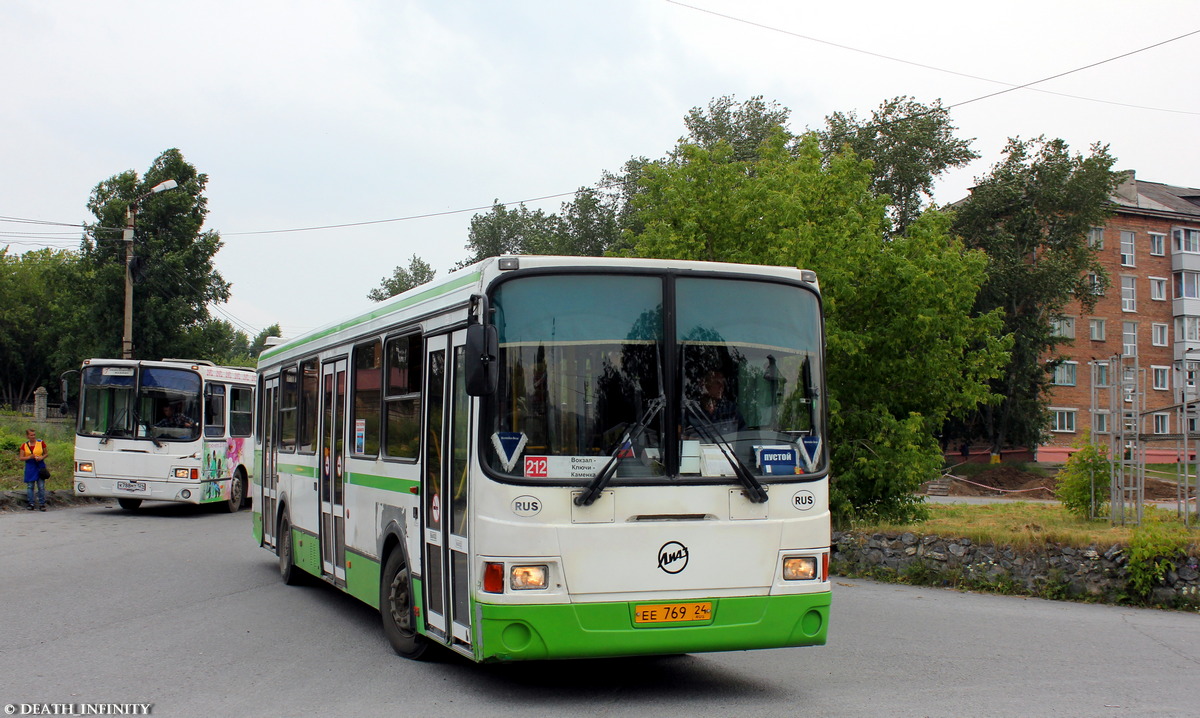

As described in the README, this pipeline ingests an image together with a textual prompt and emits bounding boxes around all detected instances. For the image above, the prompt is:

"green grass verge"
[852,501,1200,552]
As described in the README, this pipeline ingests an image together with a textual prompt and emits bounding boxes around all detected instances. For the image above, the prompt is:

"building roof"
[1112,171,1200,220]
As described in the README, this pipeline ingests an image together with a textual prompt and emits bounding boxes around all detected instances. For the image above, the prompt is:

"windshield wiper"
[575,395,665,507]
[683,399,768,504]
[133,409,162,448]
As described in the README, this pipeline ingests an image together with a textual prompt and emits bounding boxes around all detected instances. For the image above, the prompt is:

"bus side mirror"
[465,323,498,397]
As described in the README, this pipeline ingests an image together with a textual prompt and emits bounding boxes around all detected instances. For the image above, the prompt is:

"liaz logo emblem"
[657,541,689,574]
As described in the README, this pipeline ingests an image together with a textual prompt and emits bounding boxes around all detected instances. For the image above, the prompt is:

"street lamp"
[122,179,179,359]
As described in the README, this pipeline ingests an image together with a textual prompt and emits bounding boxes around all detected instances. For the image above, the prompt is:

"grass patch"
[855,501,1200,552]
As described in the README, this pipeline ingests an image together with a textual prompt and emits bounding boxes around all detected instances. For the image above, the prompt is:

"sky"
[3,0,1198,341]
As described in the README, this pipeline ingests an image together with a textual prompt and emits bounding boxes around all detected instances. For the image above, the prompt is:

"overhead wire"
[665,0,1200,116]
[4,10,1196,246]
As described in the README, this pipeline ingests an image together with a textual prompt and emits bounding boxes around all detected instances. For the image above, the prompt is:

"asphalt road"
[1,503,1198,717]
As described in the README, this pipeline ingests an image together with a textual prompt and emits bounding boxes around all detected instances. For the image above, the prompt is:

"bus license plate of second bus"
[116,480,148,493]
[634,602,712,624]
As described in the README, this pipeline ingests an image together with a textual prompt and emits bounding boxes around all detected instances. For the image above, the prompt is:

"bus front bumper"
[475,591,830,662]
[74,476,228,505]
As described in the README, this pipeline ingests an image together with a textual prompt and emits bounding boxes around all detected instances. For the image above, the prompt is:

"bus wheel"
[117,498,142,511]
[381,549,429,660]
[278,516,305,586]
[223,472,246,514]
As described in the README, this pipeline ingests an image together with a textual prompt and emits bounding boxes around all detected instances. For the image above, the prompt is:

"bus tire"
[117,498,142,511]
[381,548,429,660]
[222,471,246,514]
[277,515,305,586]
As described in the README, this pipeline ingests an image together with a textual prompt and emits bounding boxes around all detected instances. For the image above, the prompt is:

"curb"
[0,489,112,513]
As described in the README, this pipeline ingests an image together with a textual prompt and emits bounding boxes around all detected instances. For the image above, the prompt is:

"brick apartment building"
[1038,171,1200,462]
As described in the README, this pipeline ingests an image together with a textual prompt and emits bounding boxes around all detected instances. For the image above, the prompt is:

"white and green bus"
[74,358,255,512]
[254,256,830,662]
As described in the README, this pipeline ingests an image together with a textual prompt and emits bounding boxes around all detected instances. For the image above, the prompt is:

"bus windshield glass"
[79,365,202,442]
[484,272,824,484]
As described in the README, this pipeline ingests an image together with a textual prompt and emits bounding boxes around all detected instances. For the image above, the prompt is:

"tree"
[72,149,230,362]
[625,132,1008,523]
[368,255,437,301]
[457,202,563,267]
[0,247,81,407]
[677,94,795,163]
[951,137,1119,456]
[819,96,978,236]
[249,324,282,358]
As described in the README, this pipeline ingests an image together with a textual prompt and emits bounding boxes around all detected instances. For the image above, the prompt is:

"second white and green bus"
[254,255,830,662]
[74,358,255,512]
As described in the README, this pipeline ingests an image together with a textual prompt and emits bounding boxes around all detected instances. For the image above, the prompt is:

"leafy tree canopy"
[819,96,979,236]
[368,255,436,301]
[951,136,1119,454]
[73,148,231,362]
[623,131,1008,523]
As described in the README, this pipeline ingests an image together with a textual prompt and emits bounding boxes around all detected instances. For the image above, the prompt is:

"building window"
[1089,227,1105,250]
[1051,317,1075,339]
[1177,316,1200,342]
[1094,411,1109,434]
[1090,318,1106,341]
[1150,277,1167,301]
[1120,230,1136,266]
[1174,228,1200,253]
[1121,276,1136,312]
[1123,322,1138,357]
[1052,409,1076,433]
[1153,413,1169,434]
[1152,366,1169,390]
[1093,362,1109,387]
[1175,271,1200,299]
[1052,361,1077,386]
[1150,232,1166,256]
[1152,323,1169,346]
[1086,273,1104,296]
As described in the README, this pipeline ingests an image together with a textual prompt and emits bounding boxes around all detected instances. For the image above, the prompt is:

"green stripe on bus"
[278,463,318,478]
[260,270,482,361]
[346,472,420,494]
[475,592,830,662]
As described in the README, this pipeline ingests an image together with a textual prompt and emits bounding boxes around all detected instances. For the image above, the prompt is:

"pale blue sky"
[3,0,1197,339]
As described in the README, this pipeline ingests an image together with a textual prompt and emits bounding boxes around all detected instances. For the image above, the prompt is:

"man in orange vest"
[19,428,49,511]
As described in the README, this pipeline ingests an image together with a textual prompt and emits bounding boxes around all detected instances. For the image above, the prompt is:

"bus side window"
[205,384,226,438]
[230,386,253,438]
[385,333,422,459]
[280,365,298,452]
[353,339,383,457]
[298,358,319,454]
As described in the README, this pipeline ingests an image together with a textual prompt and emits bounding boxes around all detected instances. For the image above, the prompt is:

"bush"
[1125,522,1189,601]
[1055,431,1110,519]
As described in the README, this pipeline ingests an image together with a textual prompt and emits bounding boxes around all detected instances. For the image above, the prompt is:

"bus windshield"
[79,365,202,442]
[484,272,824,484]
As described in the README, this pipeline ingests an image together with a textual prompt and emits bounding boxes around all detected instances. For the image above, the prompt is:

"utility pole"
[121,179,179,359]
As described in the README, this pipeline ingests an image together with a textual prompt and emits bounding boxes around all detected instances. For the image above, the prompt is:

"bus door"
[261,376,280,549]
[320,358,348,585]
[421,331,473,654]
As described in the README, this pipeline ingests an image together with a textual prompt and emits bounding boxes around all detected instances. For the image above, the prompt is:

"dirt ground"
[947,465,1194,501]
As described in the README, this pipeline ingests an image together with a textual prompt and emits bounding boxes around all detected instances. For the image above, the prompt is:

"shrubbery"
[1055,431,1110,519]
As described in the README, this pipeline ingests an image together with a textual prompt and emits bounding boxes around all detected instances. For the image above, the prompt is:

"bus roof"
[257,255,818,367]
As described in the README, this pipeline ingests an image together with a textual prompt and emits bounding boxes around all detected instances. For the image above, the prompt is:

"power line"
[666,0,1200,116]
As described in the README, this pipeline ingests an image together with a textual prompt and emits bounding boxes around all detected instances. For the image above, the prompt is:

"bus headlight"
[510,565,548,590]
[783,556,818,581]
[77,461,94,473]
